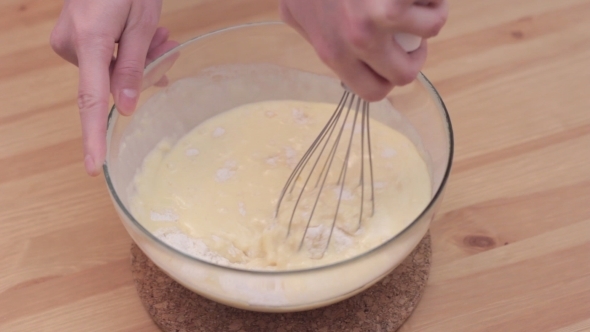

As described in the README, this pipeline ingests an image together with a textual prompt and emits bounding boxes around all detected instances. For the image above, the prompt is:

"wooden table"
[1,0,589,331]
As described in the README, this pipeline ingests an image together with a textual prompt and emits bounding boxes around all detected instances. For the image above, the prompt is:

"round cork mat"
[130,232,431,332]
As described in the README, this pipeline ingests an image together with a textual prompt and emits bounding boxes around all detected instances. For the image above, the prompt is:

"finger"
[149,27,170,55]
[50,21,79,66]
[308,27,393,101]
[154,76,169,87]
[325,51,393,101]
[279,1,311,43]
[76,42,115,176]
[369,0,447,38]
[343,60,393,102]
[414,0,445,7]
[360,37,428,87]
[110,6,159,116]
[146,39,179,65]
[109,55,116,76]
[398,2,448,38]
[112,28,177,91]
[142,40,180,90]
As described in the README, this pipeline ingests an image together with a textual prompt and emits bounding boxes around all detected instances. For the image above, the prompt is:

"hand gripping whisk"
[274,85,375,254]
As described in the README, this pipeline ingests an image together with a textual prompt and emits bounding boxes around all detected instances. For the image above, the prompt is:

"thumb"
[110,8,159,115]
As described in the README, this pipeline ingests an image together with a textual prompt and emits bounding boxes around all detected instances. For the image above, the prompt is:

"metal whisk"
[275,85,375,254]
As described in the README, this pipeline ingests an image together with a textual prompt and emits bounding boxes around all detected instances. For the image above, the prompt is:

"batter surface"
[130,100,431,270]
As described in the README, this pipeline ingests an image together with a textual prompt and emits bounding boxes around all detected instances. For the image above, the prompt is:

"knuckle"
[49,25,76,58]
[344,23,372,50]
[342,14,372,50]
[427,13,447,37]
[114,59,145,80]
[72,28,110,50]
[77,91,102,113]
[364,88,389,102]
[359,82,392,102]
[278,1,294,25]
[130,5,160,31]
[140,11,159,28]
[381,4,404,23]
[396,67,419,86]
[314,41,341,66]
[49,28,63,53]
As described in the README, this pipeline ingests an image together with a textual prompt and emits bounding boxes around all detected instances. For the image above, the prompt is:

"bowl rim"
[103,21,454,275]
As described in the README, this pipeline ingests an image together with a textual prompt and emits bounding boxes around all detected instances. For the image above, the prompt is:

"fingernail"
[394,33,422,53]
[122,88,138,99]
[84,154,96,176]
[119,89,138,114]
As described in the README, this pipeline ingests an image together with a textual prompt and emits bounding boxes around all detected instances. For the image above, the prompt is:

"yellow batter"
[130,100,431,270]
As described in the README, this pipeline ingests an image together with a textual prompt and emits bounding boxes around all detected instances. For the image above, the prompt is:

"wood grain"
[1,0,589,331]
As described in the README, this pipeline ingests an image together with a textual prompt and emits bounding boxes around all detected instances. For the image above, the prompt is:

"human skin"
[49,0,448,176]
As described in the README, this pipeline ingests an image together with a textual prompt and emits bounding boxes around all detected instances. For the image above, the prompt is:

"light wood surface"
[1,0,589,331]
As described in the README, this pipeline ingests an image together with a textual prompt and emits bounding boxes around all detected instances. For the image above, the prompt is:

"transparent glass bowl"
[104,22,453,313]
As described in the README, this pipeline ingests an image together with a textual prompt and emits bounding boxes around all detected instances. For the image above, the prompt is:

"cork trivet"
[131,232,431,332]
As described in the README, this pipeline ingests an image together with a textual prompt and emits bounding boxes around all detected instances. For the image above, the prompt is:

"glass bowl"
[103,22,453,313]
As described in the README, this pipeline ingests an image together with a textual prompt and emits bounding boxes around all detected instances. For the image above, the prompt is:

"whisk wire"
[312,93,352,189]
[297,93,356,250]
[325,97,363,251]
[274,91,350,223]
[274,87,375,254]
[359,100,367,228]
[364,101,375,217]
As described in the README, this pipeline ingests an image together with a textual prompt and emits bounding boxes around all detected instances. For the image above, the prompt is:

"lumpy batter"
[130,100,431,270]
